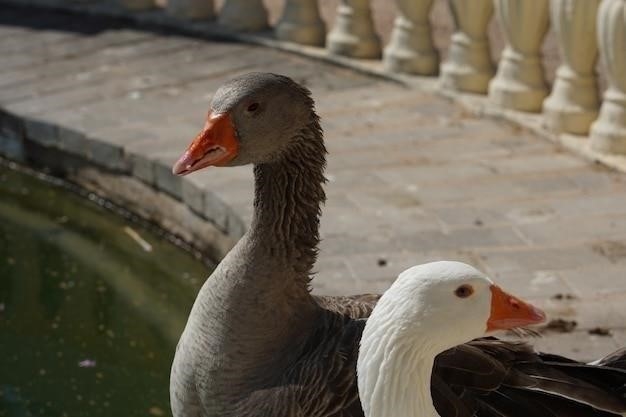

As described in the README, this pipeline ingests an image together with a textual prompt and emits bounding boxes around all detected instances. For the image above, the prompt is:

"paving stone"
[4,84,104,116]
[1,42,253,104]
[373,161,494,188]
[530,331,619,362]
[546,192,626,218]
[314,84,415,114]
[0,36,199,89]
[433,205,509,229]
[557,296,626,330]
[410,170,606,206]
[479,245,612,274]
[517,214,626,246]
[338,249,485,294]
[399,225,528,251]
[310,256,357,296]
[0,30,77,55]
[478,152,587,176]
[0,29,152,71]
[559,263,626,296]
[610,329,626,348]
[489,268,573,300]
[432,190,626,231]
[320,205,441,239]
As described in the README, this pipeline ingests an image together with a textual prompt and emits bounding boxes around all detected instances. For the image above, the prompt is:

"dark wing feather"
[507,362,626,410]
[435,344,509,391]
[233,313,365,417]
[431,374,474,417]
[432,338,626,417]
[594,348,626,370]
[284,314,366,417]
[497,386,619,417]
[314,294,381,319]
[236,294,376,417]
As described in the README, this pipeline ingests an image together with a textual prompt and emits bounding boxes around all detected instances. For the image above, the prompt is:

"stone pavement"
[2,5,626,361]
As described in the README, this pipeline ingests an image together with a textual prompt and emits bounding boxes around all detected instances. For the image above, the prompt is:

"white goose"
[358,261,626,417]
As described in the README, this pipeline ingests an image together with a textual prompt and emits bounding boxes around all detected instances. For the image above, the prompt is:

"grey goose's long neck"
[249,117,326,285]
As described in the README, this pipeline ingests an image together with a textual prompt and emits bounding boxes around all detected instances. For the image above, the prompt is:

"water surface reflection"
[0,164,210,417]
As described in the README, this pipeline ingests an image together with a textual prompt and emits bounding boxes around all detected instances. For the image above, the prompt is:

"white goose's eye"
[454,284,474,298]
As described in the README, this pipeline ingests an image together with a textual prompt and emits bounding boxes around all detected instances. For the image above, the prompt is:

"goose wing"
[233,314,366,417]
[432,337,626,417]
[281,316,366,417]
[314,294,381,319]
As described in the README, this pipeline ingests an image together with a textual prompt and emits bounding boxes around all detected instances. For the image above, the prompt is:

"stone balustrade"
[543,0,601,135]
[487,0,550,112]
[97,0,626,155]
[439,0,494,94]
[590,0,626,153]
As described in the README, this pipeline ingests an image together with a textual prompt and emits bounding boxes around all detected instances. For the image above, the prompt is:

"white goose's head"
[357,261,546,417]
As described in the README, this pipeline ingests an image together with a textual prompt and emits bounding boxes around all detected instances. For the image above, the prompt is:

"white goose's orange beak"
[486,285,546,332]
[172,111,239,176]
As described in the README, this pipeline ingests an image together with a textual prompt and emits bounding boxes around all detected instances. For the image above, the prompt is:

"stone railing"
[110,0,626,154]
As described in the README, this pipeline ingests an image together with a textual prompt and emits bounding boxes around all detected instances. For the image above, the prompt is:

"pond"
[0,162,212,417]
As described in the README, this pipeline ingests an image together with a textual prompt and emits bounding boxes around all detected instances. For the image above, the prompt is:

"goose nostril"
[510,298,520,309]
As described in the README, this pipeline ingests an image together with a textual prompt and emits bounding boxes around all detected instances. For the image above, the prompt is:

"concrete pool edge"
[0,108,241,261]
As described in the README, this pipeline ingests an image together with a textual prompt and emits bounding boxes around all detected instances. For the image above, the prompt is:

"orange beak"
[172,111,239,176]
[486,285,546,332]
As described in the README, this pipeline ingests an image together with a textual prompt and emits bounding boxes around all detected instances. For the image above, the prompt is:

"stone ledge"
[0,108,241,260]
[2,0,624,175]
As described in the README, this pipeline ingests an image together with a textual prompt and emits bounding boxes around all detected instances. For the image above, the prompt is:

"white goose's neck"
[358,262,494,417]
[358,325,440,417]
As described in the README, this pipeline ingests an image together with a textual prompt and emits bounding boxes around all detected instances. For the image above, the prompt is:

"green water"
[0,164,211,417]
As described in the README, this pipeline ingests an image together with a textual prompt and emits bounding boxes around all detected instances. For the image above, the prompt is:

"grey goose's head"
[172,72,319,176]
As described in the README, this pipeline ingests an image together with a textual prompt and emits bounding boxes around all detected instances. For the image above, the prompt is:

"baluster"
[590,0,626,153]
[326,0,382,59]
[440,0,494,94]
[218,0,268,32]
[543,0,600,134]
[384,0,438,75]
[118,0,154,11]
[167,0,214,19]
[275,0,326,46]
[488,0,549,112]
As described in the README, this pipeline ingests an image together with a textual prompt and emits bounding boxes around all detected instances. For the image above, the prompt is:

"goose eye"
[455,284,474,298]
[247,102,260,112]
